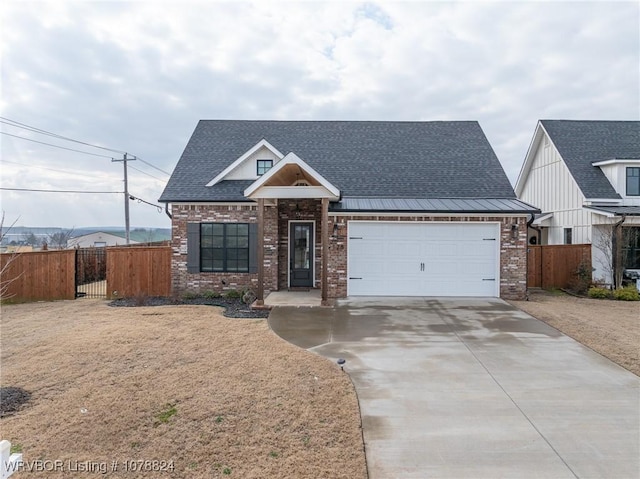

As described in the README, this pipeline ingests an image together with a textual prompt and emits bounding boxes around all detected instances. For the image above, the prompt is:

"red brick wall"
[327,215,528,300]
[171,204,528,300]
[170,204,278,296]
[277,199,323,289]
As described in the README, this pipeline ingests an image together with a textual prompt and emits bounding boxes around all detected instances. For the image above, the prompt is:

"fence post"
[0,440,22,478]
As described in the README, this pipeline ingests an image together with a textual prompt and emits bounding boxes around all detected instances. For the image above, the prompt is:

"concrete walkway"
[268,297,640,479]
[264,290,322,307]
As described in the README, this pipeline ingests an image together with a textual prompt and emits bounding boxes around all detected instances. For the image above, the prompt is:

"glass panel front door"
[290,223,313,288]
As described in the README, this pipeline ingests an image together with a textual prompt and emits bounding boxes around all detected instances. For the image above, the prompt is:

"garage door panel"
[348,222,499,297]
[349,240,385,258]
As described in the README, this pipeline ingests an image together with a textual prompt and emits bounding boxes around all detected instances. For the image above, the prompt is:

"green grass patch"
[155,403,177,425]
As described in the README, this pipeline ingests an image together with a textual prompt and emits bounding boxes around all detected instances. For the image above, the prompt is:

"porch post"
[321,197,329,305]
[256,198,265,305]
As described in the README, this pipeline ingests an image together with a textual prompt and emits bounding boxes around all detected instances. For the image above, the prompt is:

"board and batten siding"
[598,163,640,206]
[519,135,592,244]
[225,145,282,180]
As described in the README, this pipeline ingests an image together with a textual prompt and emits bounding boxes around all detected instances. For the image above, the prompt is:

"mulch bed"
[108,296,270,318]
[0,387,31,417]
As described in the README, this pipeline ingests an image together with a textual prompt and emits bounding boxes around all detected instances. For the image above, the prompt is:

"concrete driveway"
[268,297,640,479]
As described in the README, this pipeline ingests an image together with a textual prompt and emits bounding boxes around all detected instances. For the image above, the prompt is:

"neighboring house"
[515,120,640,285]
[68,232,139,248]
[159,120,538,303]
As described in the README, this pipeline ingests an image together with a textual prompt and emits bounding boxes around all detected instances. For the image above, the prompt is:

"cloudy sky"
[1,1,638,229]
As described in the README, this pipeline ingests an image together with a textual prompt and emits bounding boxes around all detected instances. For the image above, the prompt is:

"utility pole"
[112,153,136,245]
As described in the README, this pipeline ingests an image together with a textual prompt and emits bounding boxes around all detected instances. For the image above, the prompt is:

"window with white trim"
[626,167,640,196]
[257,159,273,176]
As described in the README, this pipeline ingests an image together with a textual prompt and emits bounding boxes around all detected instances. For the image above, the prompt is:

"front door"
[290,222,314,288]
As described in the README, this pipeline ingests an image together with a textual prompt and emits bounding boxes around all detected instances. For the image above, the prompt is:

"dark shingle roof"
[159,120,516,202]
[541,120,640,199]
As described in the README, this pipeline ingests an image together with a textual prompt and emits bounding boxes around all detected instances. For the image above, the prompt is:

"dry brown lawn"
[510,290,640,376]
[0,300,367,478]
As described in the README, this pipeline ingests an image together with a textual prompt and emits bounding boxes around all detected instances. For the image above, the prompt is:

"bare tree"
[0,212,21,300]
[21,231,38,247]
[592,223,630,289]
[47,229,75,249]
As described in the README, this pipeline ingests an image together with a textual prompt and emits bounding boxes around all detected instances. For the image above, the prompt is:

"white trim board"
[206,139,284,187]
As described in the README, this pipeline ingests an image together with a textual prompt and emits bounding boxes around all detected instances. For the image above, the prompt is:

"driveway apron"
[268,297,640,479]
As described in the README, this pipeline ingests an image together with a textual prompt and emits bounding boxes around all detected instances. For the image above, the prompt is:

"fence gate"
[75,248,107,298]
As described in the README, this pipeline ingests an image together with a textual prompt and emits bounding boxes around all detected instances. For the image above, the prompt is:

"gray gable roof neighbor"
[159,120,517,203]
[541,120,640,200]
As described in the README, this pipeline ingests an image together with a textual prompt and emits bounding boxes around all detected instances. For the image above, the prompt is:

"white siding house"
[68,232,138,248]
[516,120,640,285]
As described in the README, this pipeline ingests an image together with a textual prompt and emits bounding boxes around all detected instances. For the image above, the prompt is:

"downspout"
[612,214,626,289]
[527,215,542,245]
[525,214,538,300]
[164,203,173,219]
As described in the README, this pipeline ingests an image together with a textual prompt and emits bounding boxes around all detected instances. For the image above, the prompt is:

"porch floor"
[264,289,322,307]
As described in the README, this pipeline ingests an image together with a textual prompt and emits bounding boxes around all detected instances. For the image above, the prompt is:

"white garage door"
[348,222,499,297]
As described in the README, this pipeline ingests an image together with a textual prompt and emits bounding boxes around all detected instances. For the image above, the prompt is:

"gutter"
[527,214,542,245]
[164,203,172,219]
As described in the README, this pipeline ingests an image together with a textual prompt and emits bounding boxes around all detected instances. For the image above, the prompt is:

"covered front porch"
[244,153,340,306]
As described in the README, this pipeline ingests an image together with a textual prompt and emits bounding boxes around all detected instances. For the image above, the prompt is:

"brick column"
[256,198,264,305]
[321,198,329,305]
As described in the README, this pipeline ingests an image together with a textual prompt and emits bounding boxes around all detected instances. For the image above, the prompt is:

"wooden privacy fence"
[0,250,76,301]
[106,246,171,299]
[527,244,591,289]
[1,246,172,302]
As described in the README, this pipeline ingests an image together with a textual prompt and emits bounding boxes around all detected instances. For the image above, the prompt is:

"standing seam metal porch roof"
[159,120,517,204]
[331,197,538,213]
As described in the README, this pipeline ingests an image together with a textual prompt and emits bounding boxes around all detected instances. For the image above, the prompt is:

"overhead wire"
[129,194,164,213]
[129,164,168,182]
[0,159,117,180]
[0,187,123,194]
[133,157,171,176]
[1,116,171,177]
[1,132,115,159]
[0,117,126,154]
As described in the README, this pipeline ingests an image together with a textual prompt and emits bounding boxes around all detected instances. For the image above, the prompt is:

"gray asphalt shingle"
[159,120,517,203]
[541,120,640,200]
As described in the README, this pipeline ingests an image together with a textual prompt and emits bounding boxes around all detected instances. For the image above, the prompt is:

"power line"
[128,164,167,182]
[134,157,170,176]
[1,116,171,177]
[1,132,114,159]
[129,194,163,213]
[2,157,165,182]
[0,187,122,194]
[0,159,117,180]
[0,117,126,154]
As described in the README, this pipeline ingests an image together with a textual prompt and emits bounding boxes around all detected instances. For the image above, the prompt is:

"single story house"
[159,120,538,304]
[515,120,640,285]
[67,232,139,248]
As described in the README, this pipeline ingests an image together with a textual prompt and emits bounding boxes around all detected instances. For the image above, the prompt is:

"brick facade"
[277,199,323,289]
[170,204,278,296]
[326,214,528,300]
[171,203,528,300]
